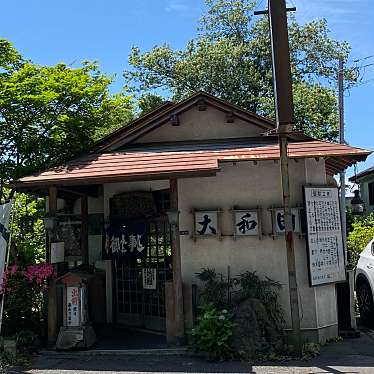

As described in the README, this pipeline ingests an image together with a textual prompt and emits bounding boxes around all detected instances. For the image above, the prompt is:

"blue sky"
[1,0,373,177]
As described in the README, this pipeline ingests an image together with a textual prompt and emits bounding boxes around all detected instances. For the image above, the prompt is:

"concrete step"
[39,347,190,357]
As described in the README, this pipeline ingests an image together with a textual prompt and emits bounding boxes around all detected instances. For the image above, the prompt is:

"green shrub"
[302,342,320,360]
[347,214,374,266]
[190,303,236,360]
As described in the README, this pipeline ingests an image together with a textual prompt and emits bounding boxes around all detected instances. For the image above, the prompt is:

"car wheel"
[357,281,374,327]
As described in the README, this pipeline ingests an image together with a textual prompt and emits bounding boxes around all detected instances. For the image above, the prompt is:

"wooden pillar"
[169,178,185,344]
[47,186,58,346]
[81,195,89,265]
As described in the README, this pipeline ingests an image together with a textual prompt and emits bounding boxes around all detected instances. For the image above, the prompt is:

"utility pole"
[256,0,302,355]
[338,59,357,331]
[338,58,347,263]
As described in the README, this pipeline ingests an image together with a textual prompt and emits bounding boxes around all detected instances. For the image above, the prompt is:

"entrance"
[114,217,172,332]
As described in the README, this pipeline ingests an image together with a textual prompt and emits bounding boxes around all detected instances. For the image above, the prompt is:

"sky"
[1,0,373,178]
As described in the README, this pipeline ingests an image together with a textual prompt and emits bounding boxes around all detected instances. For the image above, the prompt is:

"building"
[11,92,371,348]
[349,166,374,214]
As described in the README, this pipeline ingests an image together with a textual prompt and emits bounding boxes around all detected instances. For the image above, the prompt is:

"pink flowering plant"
[1,263,55,336]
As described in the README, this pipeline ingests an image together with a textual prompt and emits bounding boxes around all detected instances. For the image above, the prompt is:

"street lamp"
[351,190,365,215]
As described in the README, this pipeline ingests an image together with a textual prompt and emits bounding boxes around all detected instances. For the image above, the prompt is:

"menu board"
[304,186,346,286]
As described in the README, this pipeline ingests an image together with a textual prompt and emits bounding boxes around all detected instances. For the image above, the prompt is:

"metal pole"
[268,0,302,355]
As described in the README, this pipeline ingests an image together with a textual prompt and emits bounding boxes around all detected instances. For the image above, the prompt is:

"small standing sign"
[304,186,345,286]
[66,286,80,327]
[142,268,157,290]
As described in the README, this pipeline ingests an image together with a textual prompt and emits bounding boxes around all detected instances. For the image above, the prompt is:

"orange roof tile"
[10,141,371,188]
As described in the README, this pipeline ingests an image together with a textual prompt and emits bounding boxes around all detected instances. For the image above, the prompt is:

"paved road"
[7,331,374,374]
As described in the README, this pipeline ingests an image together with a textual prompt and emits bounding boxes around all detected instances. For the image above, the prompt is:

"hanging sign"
[67,286,80,327]
[103,222,149,260]
[304,186,345,286]
[50,242,65,264]
[142,268,157,290]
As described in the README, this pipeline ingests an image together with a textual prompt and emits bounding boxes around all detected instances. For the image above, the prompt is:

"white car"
[356,238,374,326]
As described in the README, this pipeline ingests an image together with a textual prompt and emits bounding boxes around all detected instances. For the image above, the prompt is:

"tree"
[124,0,357,140]
[0,39,133,190]
[347,214,374,266]
[0,39,134,267]
[138,93,165,116]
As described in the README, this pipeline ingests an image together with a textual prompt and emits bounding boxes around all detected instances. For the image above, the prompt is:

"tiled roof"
[11,141,371,188]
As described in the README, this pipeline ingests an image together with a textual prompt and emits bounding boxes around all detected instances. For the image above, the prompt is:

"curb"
[39,347,191,357]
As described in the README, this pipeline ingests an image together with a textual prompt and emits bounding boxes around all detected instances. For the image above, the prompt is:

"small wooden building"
[11,92,371,347]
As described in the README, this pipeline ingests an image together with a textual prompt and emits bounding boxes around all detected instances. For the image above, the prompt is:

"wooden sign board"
[304,186,346,286]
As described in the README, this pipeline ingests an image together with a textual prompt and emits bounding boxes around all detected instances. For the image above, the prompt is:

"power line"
[353,54,374,63]
[359,62,374,69]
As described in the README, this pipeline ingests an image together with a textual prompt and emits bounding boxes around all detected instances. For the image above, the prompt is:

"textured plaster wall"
[133,106,265,144]
[178,158,337,335]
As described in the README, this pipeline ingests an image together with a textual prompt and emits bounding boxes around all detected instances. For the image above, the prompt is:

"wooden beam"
[169,178,185,344]
[81,195,89,264]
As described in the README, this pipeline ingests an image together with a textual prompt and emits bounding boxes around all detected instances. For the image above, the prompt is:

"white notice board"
[304,186,346,286]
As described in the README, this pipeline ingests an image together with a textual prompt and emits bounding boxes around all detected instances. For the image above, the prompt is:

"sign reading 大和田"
[103,222,149,261]
[304,186,345,286]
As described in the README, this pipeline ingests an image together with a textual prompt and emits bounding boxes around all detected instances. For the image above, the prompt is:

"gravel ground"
[6,331,374,374]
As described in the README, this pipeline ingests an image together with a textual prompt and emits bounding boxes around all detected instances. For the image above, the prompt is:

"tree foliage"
[347,214,374,266]
[124,0,357,140]
[0,39,133,188]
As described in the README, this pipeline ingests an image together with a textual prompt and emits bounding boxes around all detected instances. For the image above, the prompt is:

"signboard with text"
[304,186,345,286]
[67,286,80,327]
[103,222,149,261]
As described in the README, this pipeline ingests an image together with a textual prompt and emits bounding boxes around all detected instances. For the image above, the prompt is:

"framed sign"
[50,241,65,264]
[192,210,222,240]
[304,186,345,286]
[231,208,261,239]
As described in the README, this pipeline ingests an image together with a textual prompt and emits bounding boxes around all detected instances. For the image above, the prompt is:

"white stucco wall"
[133,106,266,144]
[177,158,337,335]
[357,176,374,214]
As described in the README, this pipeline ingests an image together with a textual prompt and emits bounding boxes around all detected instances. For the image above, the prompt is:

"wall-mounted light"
[351,190,365,215]
[166,209,180,227]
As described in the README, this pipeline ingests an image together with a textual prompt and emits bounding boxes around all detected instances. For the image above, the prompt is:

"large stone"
[56,325,96,350]
[231,298,284,358]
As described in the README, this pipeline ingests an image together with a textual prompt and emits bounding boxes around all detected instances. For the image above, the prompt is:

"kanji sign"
[233,210,259,236]
[103,222,149,260]
[142,268,157,290]
[194,211,220,237]
[304,186,345,286]
[67,286,80,327]
[273,208,301,234]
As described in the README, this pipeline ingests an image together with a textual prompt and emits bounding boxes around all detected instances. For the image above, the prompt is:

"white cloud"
[165,0,189,12]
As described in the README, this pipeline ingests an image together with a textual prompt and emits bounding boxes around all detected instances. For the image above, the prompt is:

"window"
[369,182,374,206]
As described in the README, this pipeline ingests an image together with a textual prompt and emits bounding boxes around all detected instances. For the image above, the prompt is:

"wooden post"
[169,178,185,344]
[81,195,89,265]
[47,186,58,346]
